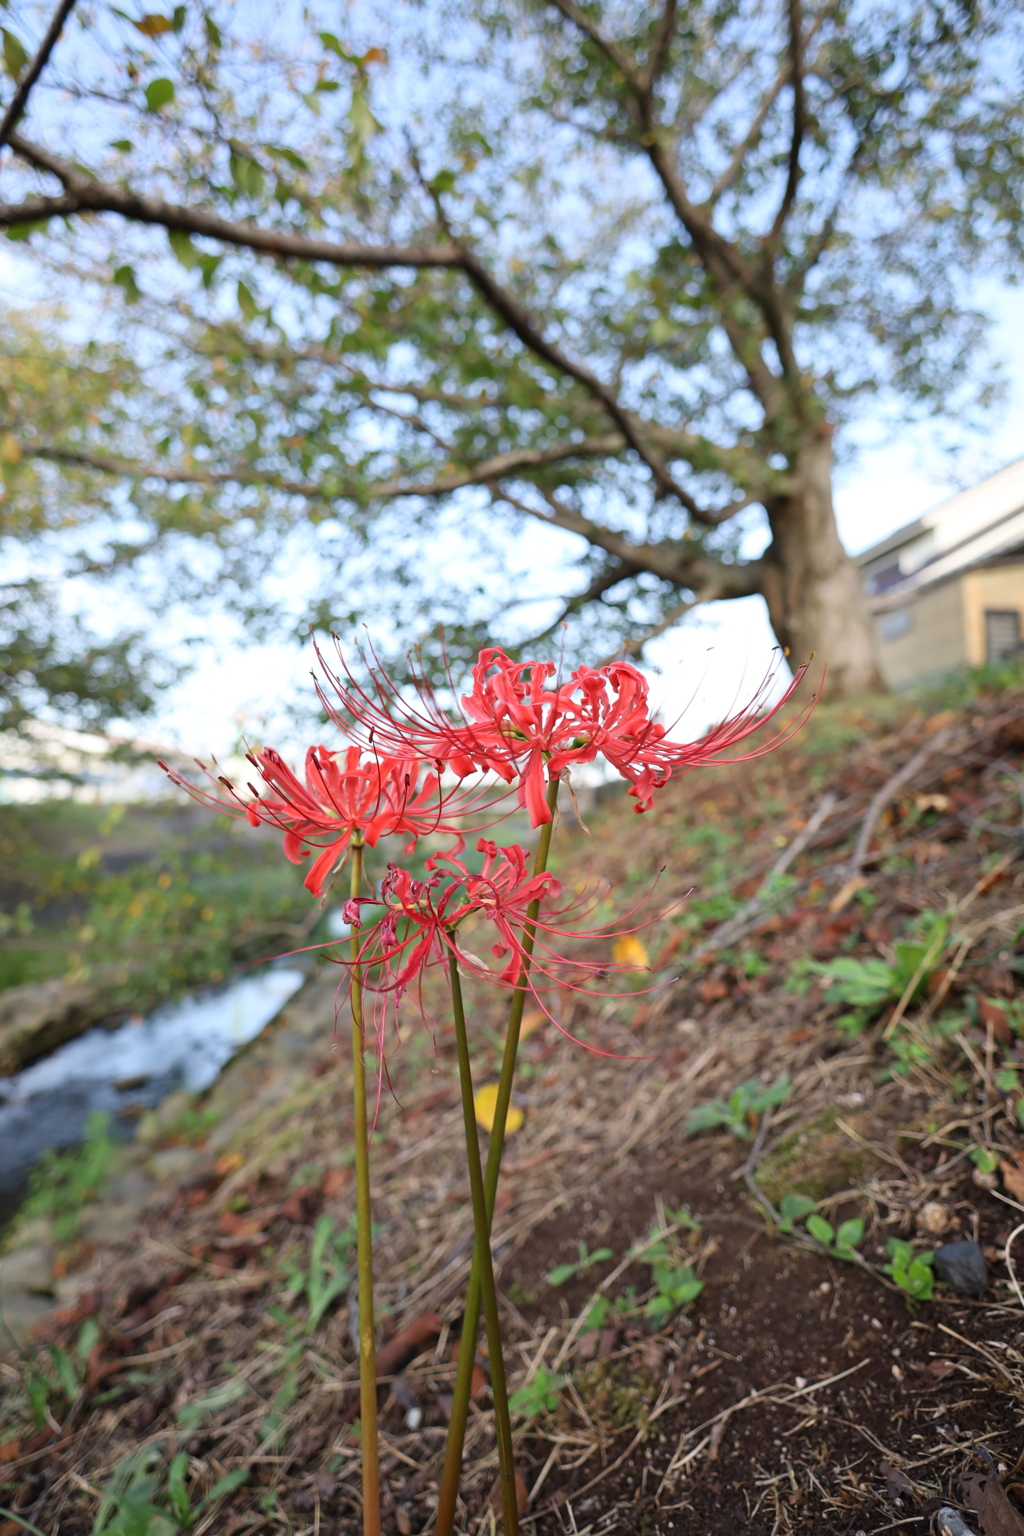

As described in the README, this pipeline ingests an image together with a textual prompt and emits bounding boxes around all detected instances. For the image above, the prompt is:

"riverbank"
[0,967,339,1352]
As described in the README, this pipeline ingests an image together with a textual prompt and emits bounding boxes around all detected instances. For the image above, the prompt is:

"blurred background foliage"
[0,797,328,1006]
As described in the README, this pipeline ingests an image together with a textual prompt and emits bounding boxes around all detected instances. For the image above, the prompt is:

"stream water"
[0,967,304,1219]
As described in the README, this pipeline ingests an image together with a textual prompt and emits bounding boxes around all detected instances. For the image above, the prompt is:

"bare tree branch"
[23,436,627,501]
[705,63,789,207]
[768,0,806,243]
[546,0,640,83]
[495,484,765,598]
[5,129,740,523]
[0,0,77,150]
[637,0,678,96]
[2,132,463,266]
[616,595,699,658]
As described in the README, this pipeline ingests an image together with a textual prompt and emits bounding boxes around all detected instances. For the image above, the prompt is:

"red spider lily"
[160,744,491,897]
[312,636,816,828]
[337,840,676,1067]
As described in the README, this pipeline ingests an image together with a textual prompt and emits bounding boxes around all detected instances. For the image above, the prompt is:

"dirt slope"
[3,676,1024,1535]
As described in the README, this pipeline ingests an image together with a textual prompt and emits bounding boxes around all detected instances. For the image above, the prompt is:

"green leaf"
[204,15,221,48]
[167,229,198,269]
[175,1375,247,1431]
[834,1218,865,1253]
[777,1192,815,1233]
[109,139,134,152]
[113,264,141,302]
[1,27,28,79]
[431,168,457,195]
[547,1262,579,1287]
[349,88,382,150]
[580,1295,611,1332]
[0,1505,48,1536]
[76,1318,101,1360]
[229,150,264,199]
[201,1468,250,1509]
[49,1344,80,1399]
[144,77,175,112]
[508,1367,566,1420]
[969,1145,998,1173]
[236,280,258,321]
[166,1450,191,1523]
[806,1214,835,1248]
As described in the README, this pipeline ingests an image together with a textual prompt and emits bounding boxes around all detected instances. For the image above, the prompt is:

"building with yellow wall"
[856,457,1024,688]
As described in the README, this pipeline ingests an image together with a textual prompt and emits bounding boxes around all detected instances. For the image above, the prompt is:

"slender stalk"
[447,948,520,1536]
[349,836,381,1536]
[435,774,560,1536]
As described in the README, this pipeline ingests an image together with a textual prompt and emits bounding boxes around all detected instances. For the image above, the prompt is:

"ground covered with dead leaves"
[4,673,1024,1535]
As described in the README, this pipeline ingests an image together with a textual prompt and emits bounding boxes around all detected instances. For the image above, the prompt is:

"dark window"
[870,562,904,594]
[985,609,1021,663]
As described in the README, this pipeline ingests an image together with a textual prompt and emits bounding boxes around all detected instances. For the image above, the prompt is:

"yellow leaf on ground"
[474,1084,524,1134]
[612,934,650,968]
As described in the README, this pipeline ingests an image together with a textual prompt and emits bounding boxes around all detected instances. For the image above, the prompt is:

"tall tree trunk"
[760,431,886,700]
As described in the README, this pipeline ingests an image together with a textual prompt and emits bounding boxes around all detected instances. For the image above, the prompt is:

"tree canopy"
[1,0,1022,693]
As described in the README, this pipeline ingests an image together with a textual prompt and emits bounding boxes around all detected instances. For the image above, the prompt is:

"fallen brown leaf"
[962,1449,1024,1535]
[1000,1152,1024,1205]
[321,1166,351,1197]
[489,1471,530,1519]
[217,1208,272,1238]
[375,1312,443,1377]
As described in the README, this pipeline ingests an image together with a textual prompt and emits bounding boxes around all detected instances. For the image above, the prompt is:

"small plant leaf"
[806,1214,835,1248]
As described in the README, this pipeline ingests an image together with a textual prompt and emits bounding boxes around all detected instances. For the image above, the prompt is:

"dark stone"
[933,1239,988,1295]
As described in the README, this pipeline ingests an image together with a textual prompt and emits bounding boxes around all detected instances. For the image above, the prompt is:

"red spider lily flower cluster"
[160,743,499,897]
[339,838,668,1057]
[314,638,815,824]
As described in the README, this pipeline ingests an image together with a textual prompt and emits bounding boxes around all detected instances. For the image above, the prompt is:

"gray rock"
[149,1146,201,1183]
[0,1292,56,1358]
[0,976,99,1075]
[78,1201,142,1244]
[0,1244,55,1295]
[933,1240,988,1296]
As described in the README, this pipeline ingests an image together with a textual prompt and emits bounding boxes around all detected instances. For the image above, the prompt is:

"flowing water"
[0,967,304,1221]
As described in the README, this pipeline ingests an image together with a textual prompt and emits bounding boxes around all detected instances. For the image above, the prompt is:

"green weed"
[811,913,949,1028]
[282,1215,354,1332]
[508,1366,567,1420]
[687,1074,790,1139]
[884,1239,935,1301]
[547,1241,614,1287]
[804,1214,865,1262]
[89,1445,248,1534]
[21,1112,115,1242]
[776,1192,816,1232]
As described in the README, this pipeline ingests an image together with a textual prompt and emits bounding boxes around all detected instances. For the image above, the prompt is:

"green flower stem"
[349,836,381,1536]
[447,946,519,1536]
[435,773,560,1536]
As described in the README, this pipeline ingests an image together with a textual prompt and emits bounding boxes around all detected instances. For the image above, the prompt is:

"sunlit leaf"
[612,935,649,968]
[474,1083,523,1134]
[1,27,28,80]
[133,12,173,35]
[144,76,175,112]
